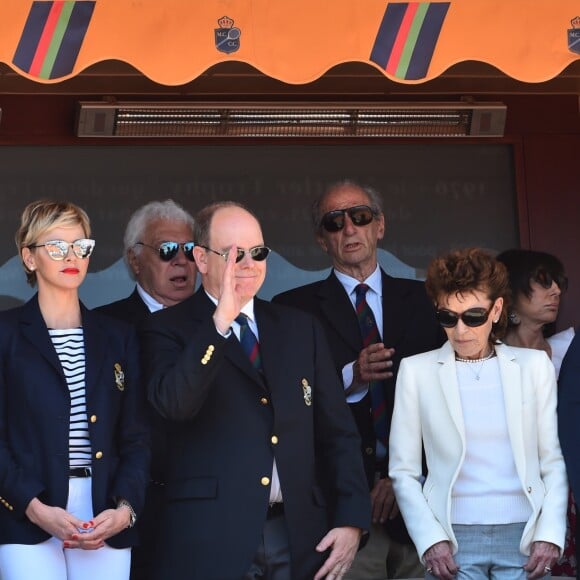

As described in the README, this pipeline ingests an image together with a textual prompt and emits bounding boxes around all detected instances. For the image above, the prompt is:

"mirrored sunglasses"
[30,238,95,260]
[532,269,568,292]
[435,305,494,328]
[200,244,271,263]
[320,205,377,233]
[135,241,195,262]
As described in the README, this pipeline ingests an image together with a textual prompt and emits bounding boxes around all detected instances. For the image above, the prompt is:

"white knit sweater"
[451,357,532,525]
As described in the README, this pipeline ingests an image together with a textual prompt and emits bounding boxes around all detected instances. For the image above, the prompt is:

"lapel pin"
[114,363,125,391]
[301,378,312,406]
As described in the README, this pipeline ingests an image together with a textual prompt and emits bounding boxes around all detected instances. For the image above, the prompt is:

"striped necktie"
[235,314,262,370]
[355,284,388,446]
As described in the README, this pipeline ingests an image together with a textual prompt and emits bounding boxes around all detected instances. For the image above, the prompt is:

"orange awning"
[1,0,579,85]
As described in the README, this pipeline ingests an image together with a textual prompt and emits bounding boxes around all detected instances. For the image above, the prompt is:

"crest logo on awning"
[569,16,580,54]
[215,16,241,54]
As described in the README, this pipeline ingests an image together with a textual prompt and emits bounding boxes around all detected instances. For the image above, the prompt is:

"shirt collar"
[334,264,382,299]
[136,284,165,313]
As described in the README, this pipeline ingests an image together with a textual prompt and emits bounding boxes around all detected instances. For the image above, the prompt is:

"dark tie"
[235,314,262,370]
[354,284,388,446]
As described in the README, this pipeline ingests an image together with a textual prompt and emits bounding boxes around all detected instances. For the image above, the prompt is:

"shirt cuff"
[343,361,369,403]
[215,324,232,338]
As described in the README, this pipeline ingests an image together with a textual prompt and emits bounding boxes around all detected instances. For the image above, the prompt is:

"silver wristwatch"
[117,499,137,528]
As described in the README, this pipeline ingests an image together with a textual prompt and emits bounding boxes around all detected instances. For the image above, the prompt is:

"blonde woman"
[0,200,149,580]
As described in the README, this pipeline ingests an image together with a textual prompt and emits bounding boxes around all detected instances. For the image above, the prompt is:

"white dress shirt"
[136,284,165,313]
[335,266,387,461]
[334,265,384,404]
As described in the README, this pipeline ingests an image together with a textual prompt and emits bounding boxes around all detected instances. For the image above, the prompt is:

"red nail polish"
[72,534,79,540]
[64,542,70,548]
[82,523,89,529]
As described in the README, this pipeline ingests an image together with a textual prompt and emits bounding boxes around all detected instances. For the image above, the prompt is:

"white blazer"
[389,341,568,562]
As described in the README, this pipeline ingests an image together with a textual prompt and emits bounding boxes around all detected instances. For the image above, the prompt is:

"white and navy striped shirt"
[49,328,92,468]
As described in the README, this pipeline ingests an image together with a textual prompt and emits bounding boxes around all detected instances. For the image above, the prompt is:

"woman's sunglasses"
[435,304,494,328]
[319,205,377,233]
[532,270,568,292]
[135,241,195,262]
[30,239,95,260]
[200,245,271,263]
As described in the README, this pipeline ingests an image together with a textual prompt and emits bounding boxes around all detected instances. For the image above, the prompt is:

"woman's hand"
[64,506,131,550]
[423,541,459,580]
[524,541,560,579]
[25,497,85,541]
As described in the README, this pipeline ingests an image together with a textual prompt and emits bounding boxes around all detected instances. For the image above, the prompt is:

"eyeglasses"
[200,245,271,263]
[532,269,568,292]
[134,241,195,262]
[30,239,95,260]
[319,205,378,233]
[435,304,495,328]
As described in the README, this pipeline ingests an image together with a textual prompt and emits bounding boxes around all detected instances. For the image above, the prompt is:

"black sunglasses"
[320,205,377,233]
[532,269,568,292]
[435,304,495,328]
[135,241,195,262]
[200,245,271,263]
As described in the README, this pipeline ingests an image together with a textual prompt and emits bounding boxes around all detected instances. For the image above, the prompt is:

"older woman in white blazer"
[389,248,567,580]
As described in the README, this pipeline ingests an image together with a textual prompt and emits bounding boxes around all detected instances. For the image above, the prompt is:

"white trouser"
[0,477,131,580]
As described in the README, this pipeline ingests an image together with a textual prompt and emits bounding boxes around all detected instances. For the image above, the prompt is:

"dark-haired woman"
[497,249,574,377]
[390,248,568,580]
[0,200,149,580]
[497,248,576,576]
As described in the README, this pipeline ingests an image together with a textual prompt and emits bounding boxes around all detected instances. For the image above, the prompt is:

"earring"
[508,311,520,325]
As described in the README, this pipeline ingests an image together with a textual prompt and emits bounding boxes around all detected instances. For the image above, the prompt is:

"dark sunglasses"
[135,241,195,262]
[532,270,568,292]
[30,238,95,260]
[435,304,494,328]
[200,244,271,263]
[320,205,377,233]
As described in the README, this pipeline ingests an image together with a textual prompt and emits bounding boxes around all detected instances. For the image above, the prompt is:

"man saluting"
[141,201,370,580]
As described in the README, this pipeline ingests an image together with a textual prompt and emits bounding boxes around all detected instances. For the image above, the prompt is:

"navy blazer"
[96,287,150,327]
[0,295,150,547]
[557,330,580,502]
[96,289,169,483]
[141,288,370,580]
[273,269,444,542]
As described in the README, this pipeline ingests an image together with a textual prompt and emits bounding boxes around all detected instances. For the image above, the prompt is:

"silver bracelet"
[117,499,137,528]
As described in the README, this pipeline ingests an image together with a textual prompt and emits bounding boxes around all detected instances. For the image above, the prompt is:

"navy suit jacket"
[273,269,444,542]
[557,329,580,502]
[96,288,169,483]
[141,288,370,580]
[96,287,150,327]
[0,295,150,547]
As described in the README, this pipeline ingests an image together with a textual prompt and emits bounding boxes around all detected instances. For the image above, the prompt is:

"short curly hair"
[425,247,510,342]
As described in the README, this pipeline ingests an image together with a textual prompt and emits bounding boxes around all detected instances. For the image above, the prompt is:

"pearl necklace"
[455,349,496,381]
